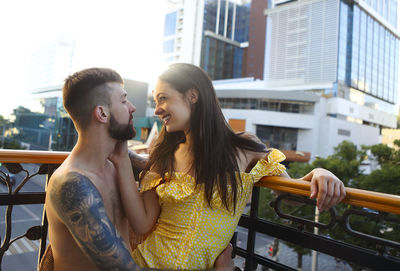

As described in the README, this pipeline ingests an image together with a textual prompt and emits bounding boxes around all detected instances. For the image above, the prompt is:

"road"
[233,226,351,270]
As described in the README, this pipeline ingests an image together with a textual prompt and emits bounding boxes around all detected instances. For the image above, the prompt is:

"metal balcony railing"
[0,149,399,271]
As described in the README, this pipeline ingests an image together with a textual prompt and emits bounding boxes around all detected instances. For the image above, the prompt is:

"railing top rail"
[0,149,69,164]
[1,149,399,214]
[258,176,400,214]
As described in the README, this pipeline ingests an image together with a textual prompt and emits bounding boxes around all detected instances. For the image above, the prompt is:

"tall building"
[214,0,399,158]
[243,0,269,79]
[264,0,398,110]
[163,0,253,80]
[27,38,76,92]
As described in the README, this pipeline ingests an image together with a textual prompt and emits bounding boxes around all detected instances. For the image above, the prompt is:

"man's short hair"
[63,67,123,129]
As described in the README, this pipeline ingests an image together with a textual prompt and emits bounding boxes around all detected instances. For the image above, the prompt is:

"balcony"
[0,149,399,270]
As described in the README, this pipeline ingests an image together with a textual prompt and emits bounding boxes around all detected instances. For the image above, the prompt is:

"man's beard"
[108,114,136,140]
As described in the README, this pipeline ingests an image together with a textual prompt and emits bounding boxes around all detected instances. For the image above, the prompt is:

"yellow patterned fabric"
[132,149,286,270]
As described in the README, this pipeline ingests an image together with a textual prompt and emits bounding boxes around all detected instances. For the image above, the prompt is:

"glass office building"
[200,0,250,79]
[266,0,399,116]
[162,0,251,80]
[338,0,399,105]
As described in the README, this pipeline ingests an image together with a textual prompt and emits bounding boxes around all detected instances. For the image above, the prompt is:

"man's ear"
[187,88,199,104]
[94,105,109,123]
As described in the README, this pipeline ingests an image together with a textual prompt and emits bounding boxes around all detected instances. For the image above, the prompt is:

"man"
[43,68,233,271]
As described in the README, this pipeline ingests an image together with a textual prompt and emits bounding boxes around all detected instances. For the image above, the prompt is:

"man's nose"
[129,101,136,113]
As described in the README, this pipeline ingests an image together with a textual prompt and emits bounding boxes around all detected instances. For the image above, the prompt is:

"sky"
[0,0,168,118]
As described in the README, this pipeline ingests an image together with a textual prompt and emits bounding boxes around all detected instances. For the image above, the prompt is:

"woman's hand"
[300,168,346,211]
[109,140,129,166]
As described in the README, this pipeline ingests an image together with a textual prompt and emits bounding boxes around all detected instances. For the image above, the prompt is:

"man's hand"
[214,244,234,271]
[301,168,346,211]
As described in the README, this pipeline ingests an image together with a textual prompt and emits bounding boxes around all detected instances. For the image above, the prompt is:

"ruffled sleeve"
[140,172,196,203]
[249,148,286,183]
[140,172,164,192]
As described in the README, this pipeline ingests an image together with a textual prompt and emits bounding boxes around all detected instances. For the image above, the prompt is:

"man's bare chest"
[93,177,125,226]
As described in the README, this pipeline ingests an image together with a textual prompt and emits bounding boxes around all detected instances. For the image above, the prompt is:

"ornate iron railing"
[0,150,399,271]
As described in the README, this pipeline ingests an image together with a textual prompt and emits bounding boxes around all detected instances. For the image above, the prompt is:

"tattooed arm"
[49,172,138,270]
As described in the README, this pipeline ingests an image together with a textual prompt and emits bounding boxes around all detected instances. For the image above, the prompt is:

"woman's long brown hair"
[141,63,266,212]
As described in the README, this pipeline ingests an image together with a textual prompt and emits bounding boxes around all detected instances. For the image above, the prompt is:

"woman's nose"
[154,106,162,115]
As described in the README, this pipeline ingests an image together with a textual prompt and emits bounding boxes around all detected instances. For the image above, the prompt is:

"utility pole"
[311,207,319,271]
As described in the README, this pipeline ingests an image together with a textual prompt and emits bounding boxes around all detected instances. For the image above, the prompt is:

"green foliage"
[397,114,400,129]
[356,163,400,195]
[287,141,364,186]
[2,138,25,149]
[369,144,394,164]
[0,115,8,127]
[259,140,400,270]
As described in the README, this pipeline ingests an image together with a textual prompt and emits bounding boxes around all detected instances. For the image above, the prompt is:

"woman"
[111,63,346,270]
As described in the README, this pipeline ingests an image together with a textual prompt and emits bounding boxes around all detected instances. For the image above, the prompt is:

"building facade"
[227,0,399,158]
[27,38,76,92]
[215,78,395,158]
[163,0,254,80]
[29,78,149,151]
[264,0,398,114]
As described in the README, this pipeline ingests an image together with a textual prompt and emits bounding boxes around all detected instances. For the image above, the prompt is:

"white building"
[214,79,396,159]
[27,38,76,92]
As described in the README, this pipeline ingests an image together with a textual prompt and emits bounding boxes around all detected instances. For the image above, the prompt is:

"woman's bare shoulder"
[236,131,269,172]
[237,132,266,158]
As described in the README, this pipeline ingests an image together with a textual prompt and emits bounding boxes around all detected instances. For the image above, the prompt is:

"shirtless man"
[45,68,233,271]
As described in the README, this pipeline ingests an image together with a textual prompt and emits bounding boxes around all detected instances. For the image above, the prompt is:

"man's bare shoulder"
[46,166,137,270]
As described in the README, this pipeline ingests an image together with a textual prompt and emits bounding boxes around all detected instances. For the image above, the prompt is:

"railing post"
[244,186,260,271]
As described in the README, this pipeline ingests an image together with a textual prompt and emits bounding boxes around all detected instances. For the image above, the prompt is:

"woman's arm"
[242,132,346,211]
[110,142,160,235]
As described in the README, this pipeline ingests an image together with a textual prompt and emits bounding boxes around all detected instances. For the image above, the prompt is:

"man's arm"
[49,172,138,270]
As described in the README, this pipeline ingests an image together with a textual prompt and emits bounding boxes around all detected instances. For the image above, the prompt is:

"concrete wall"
[317,116,380,157]
[326,97,397,128]
[221,109,315,134]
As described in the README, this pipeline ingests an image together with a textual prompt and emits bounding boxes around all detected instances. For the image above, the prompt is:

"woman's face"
[153,80,193,133]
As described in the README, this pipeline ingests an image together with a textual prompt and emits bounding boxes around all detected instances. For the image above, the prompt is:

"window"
[163,39,175,53]
[164,12,177,37]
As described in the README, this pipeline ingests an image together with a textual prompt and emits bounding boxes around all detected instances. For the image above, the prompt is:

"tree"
[258,186,313,271]
[259,141,400,270]
[397,114,400,129]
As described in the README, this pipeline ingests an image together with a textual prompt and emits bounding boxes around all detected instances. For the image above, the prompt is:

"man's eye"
[70,213,82,223]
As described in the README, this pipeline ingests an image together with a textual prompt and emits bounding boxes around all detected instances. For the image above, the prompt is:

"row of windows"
[203,0,250,42]
[218,98,314,114]
[201,37,244,79]
[256,125,298,151]
[164,11,177,37]
[338,3,399,104]
[163,39,175,53]
[363,0,398,28]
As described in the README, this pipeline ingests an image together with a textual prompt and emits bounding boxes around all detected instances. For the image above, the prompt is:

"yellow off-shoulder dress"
[132,149,286,270]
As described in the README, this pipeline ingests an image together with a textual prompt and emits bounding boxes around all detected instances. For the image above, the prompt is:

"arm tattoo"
[128,150,148,180]
[50,172,139,271]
